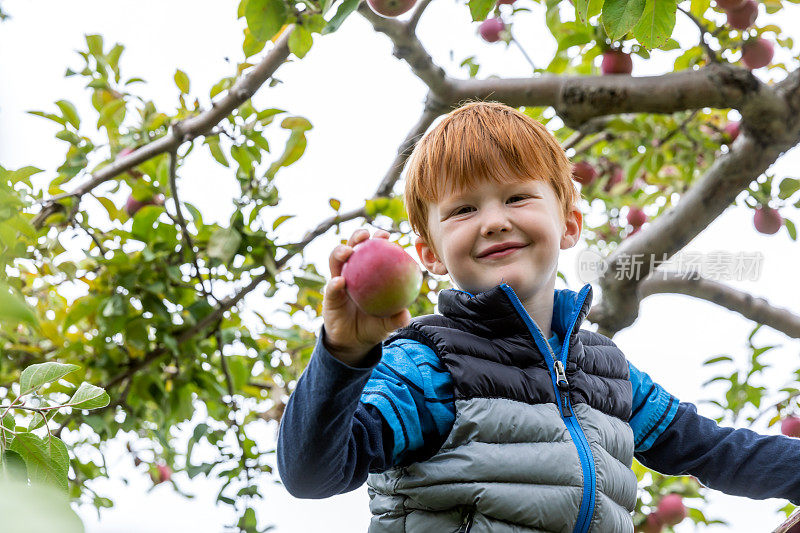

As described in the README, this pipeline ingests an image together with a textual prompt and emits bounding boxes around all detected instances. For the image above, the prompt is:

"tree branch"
[32,26,296,229]
[634,271,800,339]
[375,93,446,197]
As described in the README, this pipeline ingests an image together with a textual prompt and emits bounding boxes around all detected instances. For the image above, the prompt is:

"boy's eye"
[450,195,529,216]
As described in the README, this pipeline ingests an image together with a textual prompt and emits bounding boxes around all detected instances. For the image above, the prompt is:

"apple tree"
[2,0,800,531]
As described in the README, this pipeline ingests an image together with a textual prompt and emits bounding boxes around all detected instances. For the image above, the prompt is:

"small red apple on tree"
[366,0,417,18]
[753,205,782,235]
[126,193,165,218]
[342,238,422,318]
[150,462,172,485]
[723,121,740,143]
[726,0,758,30]
[601,50,633,75]
[479,18,505,43]
[635,512,663,533]
[571,161,597,186]
[627,206,647,228]
[781,415,800,437]
[497,0,516,4]
[716,0,746,8]
[603,165,625,192]
[657,494,687,526]
[741,38,774,70]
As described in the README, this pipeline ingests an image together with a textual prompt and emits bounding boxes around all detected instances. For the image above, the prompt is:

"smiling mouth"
[479,245,528,259]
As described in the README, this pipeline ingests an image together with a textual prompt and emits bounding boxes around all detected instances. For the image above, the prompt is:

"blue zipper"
[499,284,596,533]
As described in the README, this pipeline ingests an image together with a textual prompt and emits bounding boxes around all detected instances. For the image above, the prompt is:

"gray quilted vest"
[366,282,637,533]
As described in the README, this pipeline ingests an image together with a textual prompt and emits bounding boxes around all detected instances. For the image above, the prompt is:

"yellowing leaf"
[174,69,191,94]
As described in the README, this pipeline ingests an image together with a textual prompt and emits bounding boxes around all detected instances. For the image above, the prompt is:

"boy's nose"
[480,207,512,236]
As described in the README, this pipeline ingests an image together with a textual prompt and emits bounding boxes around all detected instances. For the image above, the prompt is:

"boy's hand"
[323,229,412,367]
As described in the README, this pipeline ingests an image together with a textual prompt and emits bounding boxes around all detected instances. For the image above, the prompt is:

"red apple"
[716,0,746,8]
[572,161,597,186]
[636,513,663,533]
[753,205,782,235]
[497,0,516,3]
[342,238,422,318]
[366,0,417,17]
[741,38,774,69]
[726,0,758,30]
[723,121,740,143]
[627,206,647,228]
[479,18,505,43]
[601,50,633,75]
[603,166,625,192]
[781,415,800,437]
[126,193,165,218]
[150,462,172,485]
[657,494,687,526]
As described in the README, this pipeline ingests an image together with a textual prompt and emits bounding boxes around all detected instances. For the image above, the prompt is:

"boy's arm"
[276,326,390,498]
[276,327,454,498]
[629,362,800,505]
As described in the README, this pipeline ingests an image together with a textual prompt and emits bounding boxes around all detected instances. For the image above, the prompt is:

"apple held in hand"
[342,238,422,318]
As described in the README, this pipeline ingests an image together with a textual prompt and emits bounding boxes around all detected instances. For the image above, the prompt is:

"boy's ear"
[415,236,448,276]
[560,206,583,250]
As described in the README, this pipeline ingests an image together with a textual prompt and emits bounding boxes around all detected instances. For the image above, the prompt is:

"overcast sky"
[2,0,800,531]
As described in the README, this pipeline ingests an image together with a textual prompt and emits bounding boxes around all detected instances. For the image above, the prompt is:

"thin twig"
[677,6,720,64]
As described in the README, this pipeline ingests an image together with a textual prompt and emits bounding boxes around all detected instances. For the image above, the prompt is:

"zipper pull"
[554,360,573,417]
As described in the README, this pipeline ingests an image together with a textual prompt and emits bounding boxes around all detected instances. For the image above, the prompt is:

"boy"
[277,101,800,532]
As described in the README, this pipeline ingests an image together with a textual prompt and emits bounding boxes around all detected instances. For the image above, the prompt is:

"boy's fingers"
[324,276,348,306]
[329,245,353,277]
[348,228,370,247]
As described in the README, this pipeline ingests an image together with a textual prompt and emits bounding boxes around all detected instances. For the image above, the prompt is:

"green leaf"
[19,363,79,395]
[1,450,27,482]
[174,69,191,94]
[85,34,104,56]
[245,0,289,42]
[8,434,69,492]
[272,214,294,230]
[0,481,85,532]
[27,111,67,127]
[205,137,230,167]
[0,283,38,328]
[288,25,313,59]
[575,0,603,24]
[785,218,797,241]
[208,228,242,263]
[55,100,80,129]
[468,0,495,21]
[602,0,647,41]
[778,177,800,200]
[633,0,677,49]
[322,0,360,34]
[97,99,126,130]
[68,382,110,410]
[703,355,733,366]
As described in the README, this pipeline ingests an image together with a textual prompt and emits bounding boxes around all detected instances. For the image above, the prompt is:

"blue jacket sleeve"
[628,362,680,452]
[635,401,800,505]
[276,326,392,498]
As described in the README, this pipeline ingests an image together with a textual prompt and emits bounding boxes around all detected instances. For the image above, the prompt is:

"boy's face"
[415,176,582,302]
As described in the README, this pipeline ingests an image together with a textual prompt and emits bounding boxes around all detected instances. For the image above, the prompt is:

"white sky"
[1,0,800,531]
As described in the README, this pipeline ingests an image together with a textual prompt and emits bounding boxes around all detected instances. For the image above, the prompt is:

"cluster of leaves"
[1,363,109,511]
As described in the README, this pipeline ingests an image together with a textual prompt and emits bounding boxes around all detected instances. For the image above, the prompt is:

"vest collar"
[437,282,594,341]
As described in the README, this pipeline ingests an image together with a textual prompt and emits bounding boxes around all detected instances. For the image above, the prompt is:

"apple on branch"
[723,121,740,143]
[479,18,505,43]
[571,161,597,186]
[126,193,165,218]
[753,205,782,235]
[601,49,633,75]
[726,0,758,30]
[341,238,422,318]
[657,494,687,526]
[366,0,417,18]
[782,415,800,437]
[741,38,774,70]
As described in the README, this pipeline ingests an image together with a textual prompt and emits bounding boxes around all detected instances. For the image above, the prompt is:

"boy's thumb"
[324,277,348,305]
[390,308,411,330]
